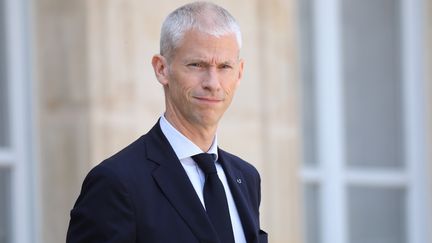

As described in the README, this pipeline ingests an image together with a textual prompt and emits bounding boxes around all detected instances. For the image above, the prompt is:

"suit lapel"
[146,124,219,243]
[219,149,259,243]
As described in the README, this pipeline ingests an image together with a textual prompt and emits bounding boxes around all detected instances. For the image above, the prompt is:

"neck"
[164,111,217,152]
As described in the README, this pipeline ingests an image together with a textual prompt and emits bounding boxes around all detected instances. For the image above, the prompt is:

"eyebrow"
[183,58,237,66]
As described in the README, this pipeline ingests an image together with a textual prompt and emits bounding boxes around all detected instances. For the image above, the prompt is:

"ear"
[152,54,169,86]
[236,58,245,87]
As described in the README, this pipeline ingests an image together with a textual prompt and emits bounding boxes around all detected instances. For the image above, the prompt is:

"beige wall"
[34,0,302,243]
[255,1,302,242]
[34,1,91,242]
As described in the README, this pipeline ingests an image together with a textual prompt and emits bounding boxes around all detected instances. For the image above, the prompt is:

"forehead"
[173,29,240,62]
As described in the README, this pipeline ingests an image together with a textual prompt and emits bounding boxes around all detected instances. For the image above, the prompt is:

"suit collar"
[145,123,220,243]
[144,122,259,243]
[218,149,259,243]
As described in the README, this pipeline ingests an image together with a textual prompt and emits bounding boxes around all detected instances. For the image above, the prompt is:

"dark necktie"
[192,153,235,243]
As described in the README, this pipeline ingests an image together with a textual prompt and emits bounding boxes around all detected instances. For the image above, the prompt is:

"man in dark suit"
[66,2,267,242]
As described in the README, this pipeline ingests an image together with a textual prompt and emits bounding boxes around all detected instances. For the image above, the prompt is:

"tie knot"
[192,153,217,175]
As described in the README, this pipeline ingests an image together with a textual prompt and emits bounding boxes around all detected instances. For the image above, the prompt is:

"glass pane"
[0,169,11,243]
[0,0,9,148]
[298,0,318,166]
[342,0,403,168]
[348,186,406,243]
[303,184,321,243]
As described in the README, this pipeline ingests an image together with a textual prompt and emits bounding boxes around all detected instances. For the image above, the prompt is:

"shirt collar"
[159,115,218,161]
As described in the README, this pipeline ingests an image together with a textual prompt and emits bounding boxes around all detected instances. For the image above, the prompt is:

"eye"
[220,64,233,69]
[188,63,203,68]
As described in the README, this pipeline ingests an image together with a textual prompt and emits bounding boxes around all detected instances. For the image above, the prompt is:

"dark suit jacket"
[66,122,267,243]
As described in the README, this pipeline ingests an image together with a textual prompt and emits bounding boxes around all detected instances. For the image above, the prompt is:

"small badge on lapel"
[236,178,242,184]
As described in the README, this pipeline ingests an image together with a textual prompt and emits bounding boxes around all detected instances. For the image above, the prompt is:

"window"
[0,0,9,148]
[298,0,430,243]
[0,170,11,243]
[0,1,12,242]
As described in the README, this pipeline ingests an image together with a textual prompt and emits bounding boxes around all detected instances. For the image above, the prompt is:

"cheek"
[169,77,195,101]
[220,70,241,93]
[222,79,239,96]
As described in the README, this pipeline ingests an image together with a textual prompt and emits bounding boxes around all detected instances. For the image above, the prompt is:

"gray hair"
[160,1,242,60]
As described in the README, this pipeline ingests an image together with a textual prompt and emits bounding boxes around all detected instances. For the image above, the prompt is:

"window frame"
[299,0,431,243]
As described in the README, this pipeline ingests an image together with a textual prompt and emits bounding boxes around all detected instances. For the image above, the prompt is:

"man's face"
[154,29,244,128]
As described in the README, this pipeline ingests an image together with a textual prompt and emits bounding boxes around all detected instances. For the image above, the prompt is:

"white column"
[402,0,430,243]
[5,0,36,242]
[314,0,346,243]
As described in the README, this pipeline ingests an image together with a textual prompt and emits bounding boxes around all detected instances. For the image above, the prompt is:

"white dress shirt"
[159,115,246,243]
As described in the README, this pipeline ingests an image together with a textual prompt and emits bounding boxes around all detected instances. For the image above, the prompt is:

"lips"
[193,96,223,103]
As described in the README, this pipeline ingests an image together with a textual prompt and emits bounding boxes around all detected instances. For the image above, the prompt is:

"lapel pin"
[236,178,242,184]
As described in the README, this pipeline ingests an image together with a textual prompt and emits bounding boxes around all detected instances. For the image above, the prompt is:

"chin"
[195,114,221,127]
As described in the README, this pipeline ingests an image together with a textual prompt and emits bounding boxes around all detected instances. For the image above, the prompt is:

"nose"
[202,67,221,91]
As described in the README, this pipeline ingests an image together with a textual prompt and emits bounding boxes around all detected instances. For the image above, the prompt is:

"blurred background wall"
[0,0,431,243]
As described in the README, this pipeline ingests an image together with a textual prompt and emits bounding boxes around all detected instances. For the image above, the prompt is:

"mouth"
[193,96,223,104]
